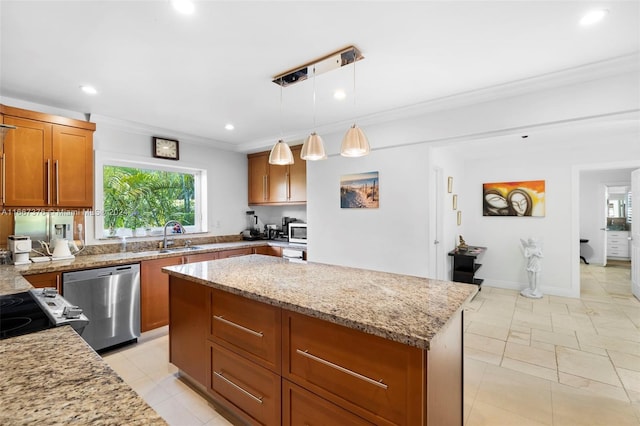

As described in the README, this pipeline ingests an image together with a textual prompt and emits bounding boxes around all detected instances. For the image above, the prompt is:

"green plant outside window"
[103,165,196,231]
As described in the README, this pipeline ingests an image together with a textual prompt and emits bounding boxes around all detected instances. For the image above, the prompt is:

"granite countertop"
[0,326,166,425]
[0,240,291,296]
[164,255,478,350]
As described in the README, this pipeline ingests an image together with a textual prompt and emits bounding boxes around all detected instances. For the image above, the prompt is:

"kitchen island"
[164,255,478,425]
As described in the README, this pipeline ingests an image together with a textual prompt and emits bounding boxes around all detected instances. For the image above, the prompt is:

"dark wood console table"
[448,246,487,288]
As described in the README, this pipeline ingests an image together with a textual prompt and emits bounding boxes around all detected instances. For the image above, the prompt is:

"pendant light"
[301,66,327,161]
[268,79,294,165]
[340,48,370,157]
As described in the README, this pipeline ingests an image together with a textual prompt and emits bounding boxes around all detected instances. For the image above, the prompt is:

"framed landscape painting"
[340,171,379,208]
[483,180,545,217]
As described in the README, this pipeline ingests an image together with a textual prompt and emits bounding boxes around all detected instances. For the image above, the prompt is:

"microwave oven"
[288,223,307,244]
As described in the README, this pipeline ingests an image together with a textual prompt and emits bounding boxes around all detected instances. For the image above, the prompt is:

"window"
[95,157,206,238]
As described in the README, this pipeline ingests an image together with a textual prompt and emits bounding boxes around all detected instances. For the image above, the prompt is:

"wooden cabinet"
[247,145,306,206]
[141,256,183,332]
[282,380,373,426]
[169,276,209,386]
[184,251,219,263]
[283,311,423,425]
[448,246,486,287]
[607,231,630,259]
[24,271,62,293]
[253,245,282,257]
[218,247,253,259]
[0,105,95,208]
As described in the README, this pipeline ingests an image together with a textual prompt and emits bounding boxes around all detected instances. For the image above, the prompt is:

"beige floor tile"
[556,346,622,387]
[558,372,630,403]
[618,368,640,394]
[595,325,640,342]
[530,340,556,352]
[465,332,506,355]
[474,364,553,424]
[504,342,557,370]
[466,321,510,341]
[609,350,640,372]
[532,302,569,315]
[577,330,640,355]
[173,387,226,424]
[551,381,639,426]
[531,328,580,349]
[465,400,550,426]
[550,312,596,333]
[579,344,609,356]
[151,396,205,426]
[512,309,553,331]
[129,375,173,406]
[501,357,558,382]
[465,346,503,365]
[103,356,147,383]
[465,310,513,328]
[507,327,531,345]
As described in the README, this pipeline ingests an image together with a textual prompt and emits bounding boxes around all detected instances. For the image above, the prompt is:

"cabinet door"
[288,146,306,203]
[140,256,183,332]
[283,380,374,426]
[248,153,268,204]
[3,116,52,207]
[169,276,209,386]
[253,245,282,257]
[184,251,219,263]
[218,248,253,259]
[24,272,62,293]
[268,162,288,203]
[52,125,93,207]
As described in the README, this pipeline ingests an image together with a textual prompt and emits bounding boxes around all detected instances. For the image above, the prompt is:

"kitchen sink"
[158,246,203,253]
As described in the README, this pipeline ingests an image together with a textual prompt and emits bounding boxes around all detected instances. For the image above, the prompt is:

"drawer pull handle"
[296,349,388,390]
[214,371,263,404]
[214,315,264,338]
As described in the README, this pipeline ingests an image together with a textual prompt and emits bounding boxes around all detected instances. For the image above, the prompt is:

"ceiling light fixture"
[580,9,609,26]
[268,78,294,165]
[341,47,370,157]
[80,85,97,95]
[171,0,195,15]
[300,66,327,161]
[224,123,235,131]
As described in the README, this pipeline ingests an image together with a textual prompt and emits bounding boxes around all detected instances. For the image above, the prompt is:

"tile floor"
[103,263,640,425]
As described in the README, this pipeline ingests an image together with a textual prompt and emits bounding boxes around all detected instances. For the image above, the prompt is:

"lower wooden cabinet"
[23,271,62,293]
[140,256,183,332]
[253,246,282,257]
[209,342,281,425]
[169,276,209,386]
[282,380,373,426]
[218,247,253,259]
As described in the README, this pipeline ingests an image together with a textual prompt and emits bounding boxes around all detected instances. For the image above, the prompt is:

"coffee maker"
[8,235,32,265]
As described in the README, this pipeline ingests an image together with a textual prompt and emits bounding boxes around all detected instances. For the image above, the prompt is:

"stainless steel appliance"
[0,288,89,340]
[288,222,307,245]
[62,264,140,352]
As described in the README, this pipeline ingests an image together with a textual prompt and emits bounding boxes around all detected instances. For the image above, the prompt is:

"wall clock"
[152,137,179,160]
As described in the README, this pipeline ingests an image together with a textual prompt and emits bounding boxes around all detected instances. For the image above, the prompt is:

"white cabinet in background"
[607,231,630,259]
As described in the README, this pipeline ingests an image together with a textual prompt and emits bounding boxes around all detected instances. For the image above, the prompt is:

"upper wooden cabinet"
[0,105,95,208]
[247,145,306,205]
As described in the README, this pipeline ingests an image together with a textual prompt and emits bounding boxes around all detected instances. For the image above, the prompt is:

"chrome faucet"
[163,220,186,249]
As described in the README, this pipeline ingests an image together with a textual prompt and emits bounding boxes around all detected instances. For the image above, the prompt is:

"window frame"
[94,153,207,240]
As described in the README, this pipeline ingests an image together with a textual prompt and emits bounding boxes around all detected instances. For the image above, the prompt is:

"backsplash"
[78,234,243,256]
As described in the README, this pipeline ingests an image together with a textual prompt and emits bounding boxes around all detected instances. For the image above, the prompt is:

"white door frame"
[572,161,640,297]
[631,168,640,300]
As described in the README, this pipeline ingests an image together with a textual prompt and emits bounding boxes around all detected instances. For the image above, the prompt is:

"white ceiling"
[1,1,638,152]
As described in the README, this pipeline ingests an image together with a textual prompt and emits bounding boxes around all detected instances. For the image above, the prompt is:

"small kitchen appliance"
[288,222,307,245]
[0,288,89,340]
[8,235,32,265]
[243,210,262,240]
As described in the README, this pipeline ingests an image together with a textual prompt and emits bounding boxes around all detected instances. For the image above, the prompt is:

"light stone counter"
[0,326,166,425]
[164,255,478,350]
[0,240,291,296]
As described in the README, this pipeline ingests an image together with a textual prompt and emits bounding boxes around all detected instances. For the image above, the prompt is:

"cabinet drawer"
[283,311,423,425]
[211,289,281,372]
[210,343,280,426]
[218,248,253,259]
[282,380,373,426]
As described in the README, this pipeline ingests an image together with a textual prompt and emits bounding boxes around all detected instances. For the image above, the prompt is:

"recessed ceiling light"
[334,90,346,100]
[580,9,609,26]
[80,85,97,95]
[171,0,195,15]
[225,123,235,131]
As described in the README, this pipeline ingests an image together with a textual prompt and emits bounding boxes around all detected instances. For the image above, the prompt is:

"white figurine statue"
[520,237,543,299]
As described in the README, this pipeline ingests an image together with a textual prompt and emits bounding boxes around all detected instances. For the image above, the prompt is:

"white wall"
[580,168,634,265]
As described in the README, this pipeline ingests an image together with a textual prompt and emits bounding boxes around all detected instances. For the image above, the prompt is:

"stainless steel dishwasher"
[62,264,140,352]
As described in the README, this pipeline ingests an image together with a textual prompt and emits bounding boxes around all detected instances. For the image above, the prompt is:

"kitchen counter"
[0,240,297,296]
[0,326,166,425]
[164,254,477,350]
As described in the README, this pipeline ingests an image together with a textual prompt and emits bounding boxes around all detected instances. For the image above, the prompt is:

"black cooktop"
[0,291,53,339]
